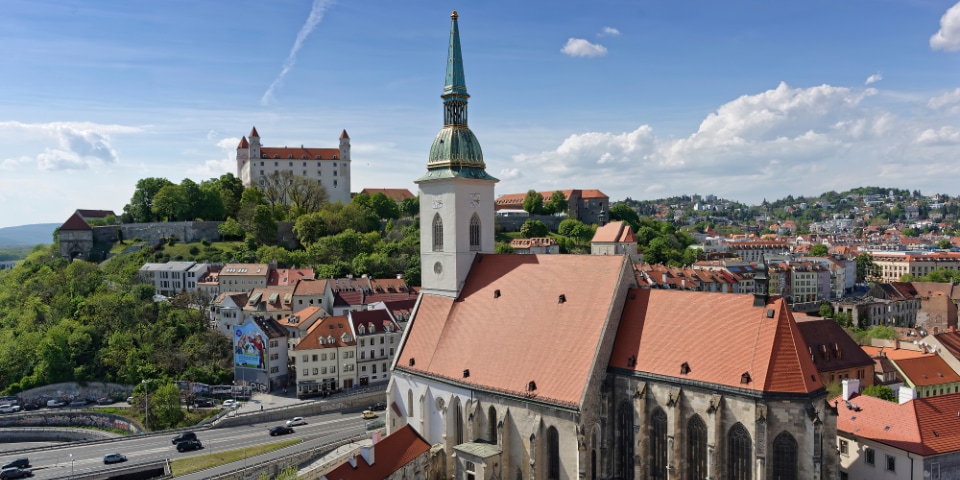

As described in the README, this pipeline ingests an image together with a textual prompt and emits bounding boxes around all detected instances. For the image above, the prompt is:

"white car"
[286,417,306,427]
[0,403,20,413]
[222,400,238,409]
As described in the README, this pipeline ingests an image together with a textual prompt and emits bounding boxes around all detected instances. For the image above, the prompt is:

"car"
[96,398,115,405]
[361,410,378,419]
[221,399,238,409]
[0,468,32,479]
[126,396,134,404]
[102,453,127,465]
[0,404,20,414]
[176,439,203,453]
[269,426,294,436]
[285,417,306,427]
[171,431,198,445]
[21,404,38,412]
[68,399,87,407]
[368,402,387,411]
[194,398,215,407]
[0,460,28,470]
[45,399,65,408]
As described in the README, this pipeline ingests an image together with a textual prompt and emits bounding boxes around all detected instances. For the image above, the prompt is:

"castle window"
[651,408,667,480]
[727,423,752,480]
[772,432,798,480]
[334,180,338,188]
[687,415,707,480]
[333,155,337,159]
[470,213,481,251]
[260,161,264,166]
[334,162,337,167]
[432,214,444,252]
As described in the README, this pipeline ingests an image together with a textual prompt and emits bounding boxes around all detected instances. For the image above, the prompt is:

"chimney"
[899,386,917,405]
[359,445,375,466]
[842,379,860,401]
[662,273,667,286]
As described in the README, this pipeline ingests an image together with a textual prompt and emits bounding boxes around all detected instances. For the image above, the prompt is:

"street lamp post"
[69,454,74,478]
[142,379,149,431]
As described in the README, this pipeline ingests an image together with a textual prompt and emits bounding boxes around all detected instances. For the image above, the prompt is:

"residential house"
[292,278,330,314]
[591,221,639,260]
[350,309,401,387]
[294,315,356,398]
[139,262,208,297]
[320,425,432,480]
[210,292,249,337]
[243,286,296,321]
[281,306,328,350]
[233,315,288,391]
[219,263,270,294]
[795,317,875,388]
[508,237,559,254]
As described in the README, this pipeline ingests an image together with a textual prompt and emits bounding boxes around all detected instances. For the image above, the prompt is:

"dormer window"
[316,155,322,159]
[328,335,335,343]
[358,325,366,334]
[333,155,338,159]
[319,337,325,345]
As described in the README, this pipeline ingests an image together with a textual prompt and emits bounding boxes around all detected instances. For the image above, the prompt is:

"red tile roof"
[359,188,414,201]
[261,147,340,160]
[322,425,430,480]
[862,346,930,361]
[60,212,91,231]
[269,268,315,286]
[238,136,249,148]
[838,392,960,456]
[75,209,117,219]
[794,317,875,372]
[396,254,630,408]
[295,315,354,350]
[893,355,960,387]
[934,332,960,362]
[340,129,349,139]
[611,290,823,394]
[294,278,328,296]
[592,221,636,243]
[249,126,259,137]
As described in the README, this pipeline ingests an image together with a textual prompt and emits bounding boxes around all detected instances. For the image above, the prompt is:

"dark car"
[269,426,294,436]
[0,460,28,471]
[176,439,203,453]
[369,402,387,411]
[102,453,127,465]
[194,398,215,407]
[96,398,115,405]
[171,431,197,445]
[0,468,32,479]
[21,404,38,411]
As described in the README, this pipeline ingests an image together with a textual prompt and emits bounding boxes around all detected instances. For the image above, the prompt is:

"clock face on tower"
[433,196,444,209]
[469,193,480,207]
[434,261,443,275]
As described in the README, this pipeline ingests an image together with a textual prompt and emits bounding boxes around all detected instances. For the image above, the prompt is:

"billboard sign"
[234,322,267,371]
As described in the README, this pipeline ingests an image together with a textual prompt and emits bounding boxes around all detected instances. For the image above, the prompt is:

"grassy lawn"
[87,406,221,432]
[170,439,302,476]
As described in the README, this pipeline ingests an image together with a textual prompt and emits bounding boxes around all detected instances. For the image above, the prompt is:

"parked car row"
[1,458,31,480]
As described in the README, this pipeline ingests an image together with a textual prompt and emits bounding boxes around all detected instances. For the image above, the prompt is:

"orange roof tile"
[862,346,931,361]
[359,188,414,201]
[238,136,249,148]
[249,126,259,137]
[396,254,630,408]
[835,394,924,454]
[893,355,960,387]
[294,278,328,296]
[340,129,349,139]
[611,290,823,394]
[261,146,340,160]
[322,425,430,480]
[295,315,353,350]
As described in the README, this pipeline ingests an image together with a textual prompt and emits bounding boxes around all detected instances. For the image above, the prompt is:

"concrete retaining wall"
[213,390,384,429]
[0,410,144,434]
[2,427,119,442]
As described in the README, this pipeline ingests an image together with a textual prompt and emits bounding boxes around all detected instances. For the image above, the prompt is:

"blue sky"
[2,0,960,228]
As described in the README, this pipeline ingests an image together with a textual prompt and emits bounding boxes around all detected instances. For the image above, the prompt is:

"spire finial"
[451,10,458,19]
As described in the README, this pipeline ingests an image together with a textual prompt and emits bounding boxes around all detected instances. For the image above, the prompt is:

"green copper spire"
[444,10,468,99]
[418,11,498,182]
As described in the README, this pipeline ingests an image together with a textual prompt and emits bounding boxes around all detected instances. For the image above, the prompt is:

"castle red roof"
[60,213,91,231]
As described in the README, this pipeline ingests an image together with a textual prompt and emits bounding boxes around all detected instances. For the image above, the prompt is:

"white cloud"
[599,27,620,37]
[561,38,607,57]
[865,73,882,85]
[928,88,960,110]
[188,137,240,176]
[931,1,960,51]
[262,0,336,105]
[0,121,140,171]
[499,168,522,179]
[916,126,960,144]
[506,81,960,204]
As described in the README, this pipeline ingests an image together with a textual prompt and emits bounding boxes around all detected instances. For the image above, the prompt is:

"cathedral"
[385,12,838,480]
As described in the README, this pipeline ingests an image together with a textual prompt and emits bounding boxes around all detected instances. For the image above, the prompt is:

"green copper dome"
[429,126,483,167]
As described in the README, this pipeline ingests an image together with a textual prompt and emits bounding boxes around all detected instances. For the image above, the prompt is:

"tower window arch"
[407,389,414,419]
[470,213,481,251]
[772,431,798,480]
[433,214,443,252]
[650,408,667,480]
[687,415,707,480]
[727,423,752,480]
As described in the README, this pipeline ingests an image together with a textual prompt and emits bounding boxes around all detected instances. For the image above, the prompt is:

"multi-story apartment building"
[233,315,288,391]
[726,240,789,262]
[236,127,352,205]
[139,262,210,297]
[218,263,270,294]
[293,315,356,398]
[870,251,960,283]
[349,309,402,387]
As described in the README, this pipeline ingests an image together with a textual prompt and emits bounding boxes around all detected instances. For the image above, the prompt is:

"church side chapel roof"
[322,425,430,480]
[610,289,823,395]
[396,254,629,408]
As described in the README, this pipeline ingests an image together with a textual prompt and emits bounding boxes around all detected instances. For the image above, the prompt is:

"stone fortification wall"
[98,221,224,245]
[496,214,564,233]
[17,381,133,402]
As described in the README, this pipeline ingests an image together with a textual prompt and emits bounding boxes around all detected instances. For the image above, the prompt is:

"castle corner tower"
[416,11,498,298]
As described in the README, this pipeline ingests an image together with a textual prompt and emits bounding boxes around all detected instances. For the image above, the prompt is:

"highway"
[0,410,370,479]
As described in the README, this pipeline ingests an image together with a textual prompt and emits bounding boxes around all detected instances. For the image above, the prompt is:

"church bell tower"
[416,11,499,298]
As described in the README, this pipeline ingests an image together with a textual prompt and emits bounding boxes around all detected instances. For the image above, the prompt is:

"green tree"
[250,205,278,245]
[293,212,328,246]
[819,302,834,318]
[399,196,419,218]
[809,244,829,256]
[151,184,189,221]
[150,381,185,430]
[862,384,896,402]
[545,191,568,215]
[900,227,918,237]
[937,239,953,250]
[609,204,640,231]
[218,217,245,240]
[520,219,549,238]
[124,177,174,223]
[856,254,878,284]
[495,242,515,254]
[522,190,544,215]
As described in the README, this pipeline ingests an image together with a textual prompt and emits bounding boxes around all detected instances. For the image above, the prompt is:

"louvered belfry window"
[433,214,443,252]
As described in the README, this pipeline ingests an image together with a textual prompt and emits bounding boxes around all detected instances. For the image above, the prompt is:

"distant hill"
[0,223,59,247]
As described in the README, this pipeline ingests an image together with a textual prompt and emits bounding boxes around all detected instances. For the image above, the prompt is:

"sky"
[2,0,960,228]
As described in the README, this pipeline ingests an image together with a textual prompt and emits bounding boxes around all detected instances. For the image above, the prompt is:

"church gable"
[611,289,823,394]
[396,254,629,408]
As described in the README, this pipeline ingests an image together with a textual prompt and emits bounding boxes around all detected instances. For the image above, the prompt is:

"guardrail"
[197,432,370,480]
[46,458,169,480]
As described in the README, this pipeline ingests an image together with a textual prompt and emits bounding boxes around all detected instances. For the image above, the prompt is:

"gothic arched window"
[727,423,752,480]
[617,401,635,480]
[547,426,560,480]
[407,389,414,419]
[454,398,464,445]
[651,408,668,480]
[488,406,497,444]
[470,213,481,251]
[772,432,798,480]
[687,415,707,480]
[432,214,443,252]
